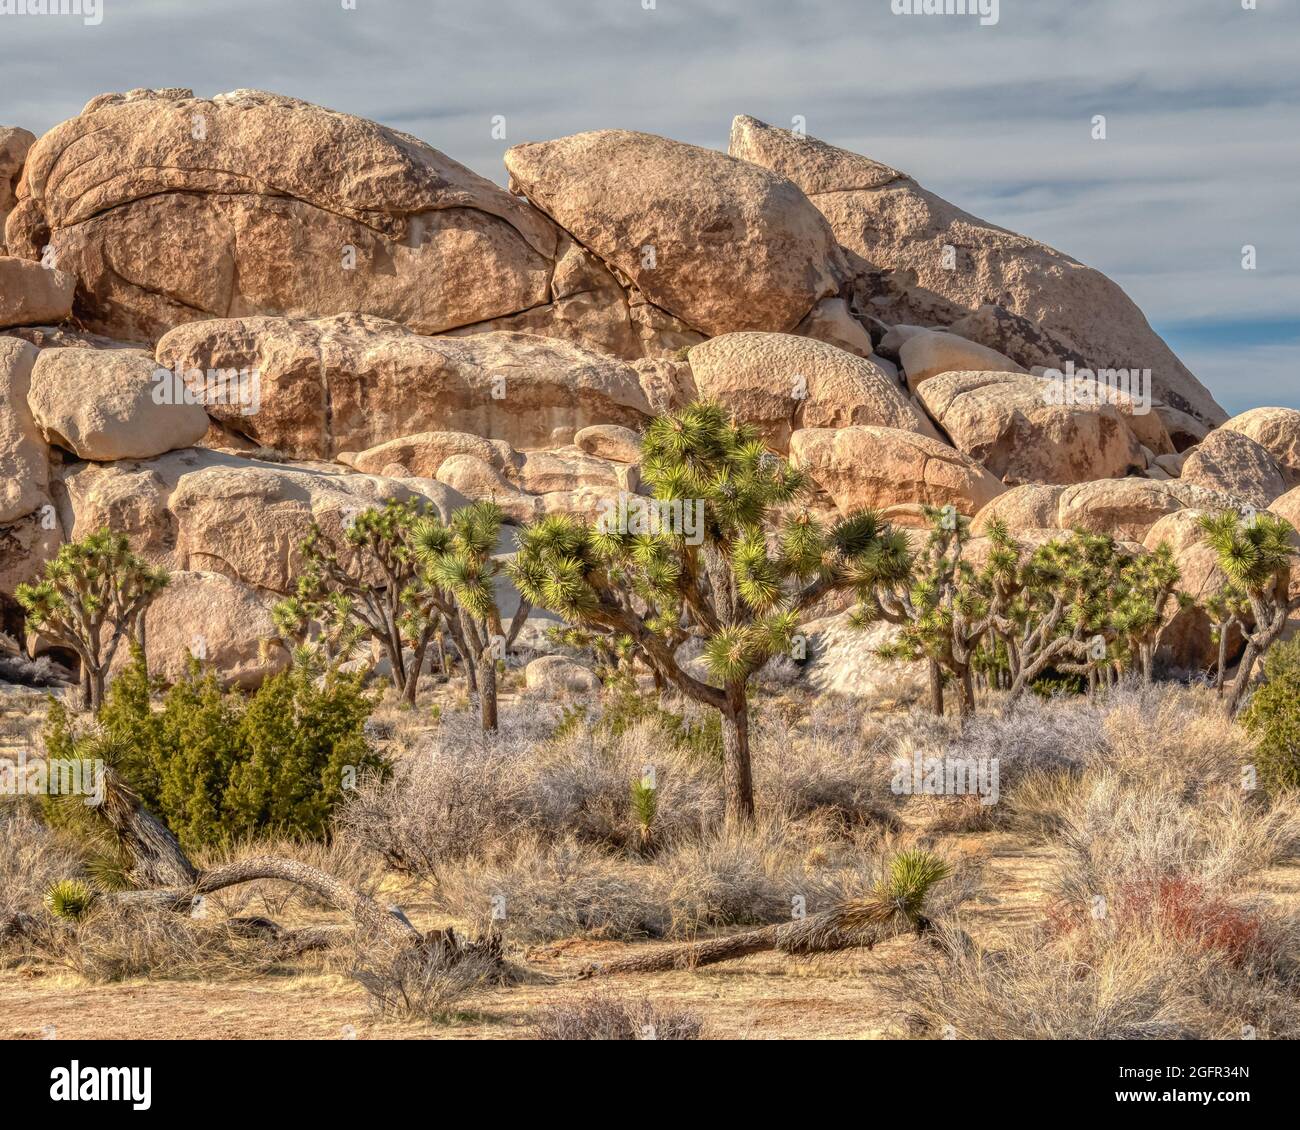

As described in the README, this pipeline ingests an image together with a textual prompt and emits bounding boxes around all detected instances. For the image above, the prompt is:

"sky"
[2,0,1296,414]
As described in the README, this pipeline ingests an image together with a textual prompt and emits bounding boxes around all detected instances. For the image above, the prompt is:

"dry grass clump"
[0,802,85,922]
[524,720,723,849]
[894,727,1300,1040]
[432,834,669,942]
[900,907,1300,1040]
[752,724,899,834]
[350,935,499,1022]
[532,992,705,1040]
[51,904,289,983]
[337,740,535,876]
[1051,773,1300,904]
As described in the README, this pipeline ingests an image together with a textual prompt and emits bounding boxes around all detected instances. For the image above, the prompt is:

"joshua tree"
[1198,511,1299,717]
[285,499,488,707]
[1203,580,1250,697]
[410,500,531,731]
[510,403,909,826]
[1110,542,1184,684]
[15,529,169,711]
[860,506,1009,719]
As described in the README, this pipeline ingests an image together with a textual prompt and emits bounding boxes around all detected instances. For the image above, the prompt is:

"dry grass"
[531,991,705,1039]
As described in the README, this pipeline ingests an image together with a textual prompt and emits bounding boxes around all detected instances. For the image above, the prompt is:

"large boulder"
[897,329,1024,395]
[918,370,1145,485]
[1055,477,1248,541]
[55,448,464,594]
[347,431,515,477]
[0,126,34,252]
[28,347,208,461]
[7,89,559,343]
[801,612,929,704]
[789,425,1004,526]
[0,338,48,523]
[156,316,653,459]
[971,484,1064,536]
[504,129,845,337]
[1142,509,1240,672]
[1218,408,1300,489]
[574,424,642,464]
[728,115,1226,433]
[1180,429,1287,509]
[687,331,937,450]
[524,654,600,696]
[120,570,291,689]
[0,257,75,329]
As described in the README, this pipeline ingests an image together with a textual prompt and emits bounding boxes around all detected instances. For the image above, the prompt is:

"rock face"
[789,425,1004,526]
[1180,429,1287,509]
[7,89,559,343]
[504,129,846,337]
[124,570,291,689]
[917,371,1144,484]
[28,347,209,461]
[156,316,653,459]
[0,257,76,328]
[0,338,48,524]
[687,331,937,450]
[897,329,1024,395]
[1219,408,1300,489]
[728,114,1226,432]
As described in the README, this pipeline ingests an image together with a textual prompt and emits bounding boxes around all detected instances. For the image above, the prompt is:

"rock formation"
[4,88,1286,691]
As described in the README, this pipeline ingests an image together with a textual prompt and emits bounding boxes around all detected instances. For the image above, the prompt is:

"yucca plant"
[629,776,658,854]
[44,878,95,921]
[1198,511,1299,716]
[834,849,953,933]
[510,403,908,826]
[15,528,168,711]
[1111,542,1185,684]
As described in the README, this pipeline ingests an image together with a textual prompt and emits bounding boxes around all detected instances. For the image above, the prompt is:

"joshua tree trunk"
[478,650,498,733]
[956,665,975,721]
[928,659,944,716]
[400,629,431,708]
[721,681,754,827]
[1225,642,1260,719]
[1214,626,1230,697]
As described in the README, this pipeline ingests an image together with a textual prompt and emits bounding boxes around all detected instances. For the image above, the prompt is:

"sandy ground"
[0,833,1060,1041]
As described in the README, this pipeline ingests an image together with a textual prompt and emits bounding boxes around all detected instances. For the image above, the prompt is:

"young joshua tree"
[16,529,169,711]
[1198,511,1299,717]
[509,403,910,826]
[410,500,531,732]
[1203,580,1250,697]
[860,506,1010,720]
[1110,542,1184,684]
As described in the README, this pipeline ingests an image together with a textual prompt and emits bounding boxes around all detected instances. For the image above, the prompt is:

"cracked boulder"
[6,89,559,343]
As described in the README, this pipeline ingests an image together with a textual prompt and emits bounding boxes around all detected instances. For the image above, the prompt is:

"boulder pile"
[3,89,1292,688]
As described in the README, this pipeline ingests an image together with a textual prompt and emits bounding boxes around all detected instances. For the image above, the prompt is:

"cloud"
[1,0,1296,412]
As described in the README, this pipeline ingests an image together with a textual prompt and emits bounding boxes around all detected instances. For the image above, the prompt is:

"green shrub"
[48,653,387,851]
[1242,638,1300,795]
